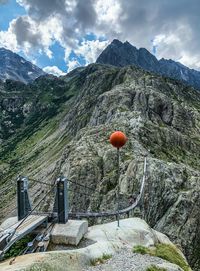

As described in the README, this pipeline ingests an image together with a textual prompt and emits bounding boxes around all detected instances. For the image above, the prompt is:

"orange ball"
[109,131,127,148]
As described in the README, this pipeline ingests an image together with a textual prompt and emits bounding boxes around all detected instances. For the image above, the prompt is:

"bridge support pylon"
[55,177,68,224]
[17,176,31,221]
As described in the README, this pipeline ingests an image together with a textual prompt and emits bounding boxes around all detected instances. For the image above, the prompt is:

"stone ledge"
[51,220,88,246]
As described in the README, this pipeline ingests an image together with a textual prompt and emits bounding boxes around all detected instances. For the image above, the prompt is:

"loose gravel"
[82,246,182,271]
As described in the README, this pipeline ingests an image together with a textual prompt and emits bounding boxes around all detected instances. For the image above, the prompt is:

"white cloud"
[37,16,64,58]
[67,59,81,72]
[178,54,200,71]
[94,0,122,33]
[151,25,199,69]
[0,19,19,51]
[43,66,66,76]
[75,39,109,64]
[1,0,200,71]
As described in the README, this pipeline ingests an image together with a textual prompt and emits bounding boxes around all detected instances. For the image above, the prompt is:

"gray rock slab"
[51,220,88,246]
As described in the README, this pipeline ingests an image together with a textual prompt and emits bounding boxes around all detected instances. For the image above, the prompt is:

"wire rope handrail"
[28,177,95,192]
[69,156,147,218]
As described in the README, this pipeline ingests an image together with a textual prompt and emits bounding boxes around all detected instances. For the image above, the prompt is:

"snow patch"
[180,69,188,81]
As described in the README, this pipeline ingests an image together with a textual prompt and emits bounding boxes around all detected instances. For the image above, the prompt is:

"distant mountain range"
[1,40,200,90]
[96,39,200,90]
[0,47,46,84]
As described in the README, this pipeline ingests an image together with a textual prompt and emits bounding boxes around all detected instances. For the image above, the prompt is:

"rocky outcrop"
[0,218,190,271]
[0,64,200,269]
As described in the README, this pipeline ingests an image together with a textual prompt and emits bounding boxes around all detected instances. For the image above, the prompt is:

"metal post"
[117,148,120,227]
[140,156,147,219]
[17,176,30,221]
[57,177,68,224]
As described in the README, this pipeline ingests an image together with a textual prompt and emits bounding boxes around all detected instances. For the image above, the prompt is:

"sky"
[0,0,200,76]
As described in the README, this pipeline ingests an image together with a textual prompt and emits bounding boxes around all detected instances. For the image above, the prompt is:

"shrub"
[132,245,150,255]
[102,253,112,260]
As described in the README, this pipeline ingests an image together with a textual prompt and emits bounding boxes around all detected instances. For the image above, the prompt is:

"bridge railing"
[0,156,148,261]
[3,156,148,224]
[1,155,147,227]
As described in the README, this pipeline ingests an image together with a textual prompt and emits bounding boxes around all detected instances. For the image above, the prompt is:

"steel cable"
[28,177,94,191]
[0,183,57,257]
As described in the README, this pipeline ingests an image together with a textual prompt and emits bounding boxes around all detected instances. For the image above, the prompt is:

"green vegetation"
[132,245,150,255]
[90,254,112,266]
[102,254,112,260]
[155,244,191,271]
[132,244,191,271]
[146,265,167,271]
[4,235,33,260]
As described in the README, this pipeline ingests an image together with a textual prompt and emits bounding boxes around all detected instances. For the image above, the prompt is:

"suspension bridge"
[0,155,147,262]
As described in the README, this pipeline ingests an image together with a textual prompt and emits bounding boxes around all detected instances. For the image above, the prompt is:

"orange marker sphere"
[109,131,127,148]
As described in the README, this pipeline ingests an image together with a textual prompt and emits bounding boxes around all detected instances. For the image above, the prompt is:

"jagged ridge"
[96,39,200,90]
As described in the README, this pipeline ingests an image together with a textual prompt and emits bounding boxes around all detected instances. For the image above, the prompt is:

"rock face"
[96,39,200,90]
[0,64,200,270]
[0,218,190,271]
[0,75,71,141]
[0,47,46,84]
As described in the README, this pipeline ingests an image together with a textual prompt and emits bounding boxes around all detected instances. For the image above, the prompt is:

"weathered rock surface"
[0,64,200,269]
[0,218,189,271]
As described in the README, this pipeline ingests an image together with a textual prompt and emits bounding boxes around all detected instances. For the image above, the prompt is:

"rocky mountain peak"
[96,39,139,67]
[96,39,159,71]
[96,39,200,90]
[111,38,123,46]
[0,47,46,84]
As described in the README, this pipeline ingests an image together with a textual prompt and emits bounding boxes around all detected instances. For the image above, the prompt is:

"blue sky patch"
[0,0,25,31]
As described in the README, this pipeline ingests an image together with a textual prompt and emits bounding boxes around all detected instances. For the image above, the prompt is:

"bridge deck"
[1,215,48,254]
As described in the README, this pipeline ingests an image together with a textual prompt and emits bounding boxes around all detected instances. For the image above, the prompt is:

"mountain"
[96,39,200,90]
[0,64,200,270]
[0,47,46,84]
